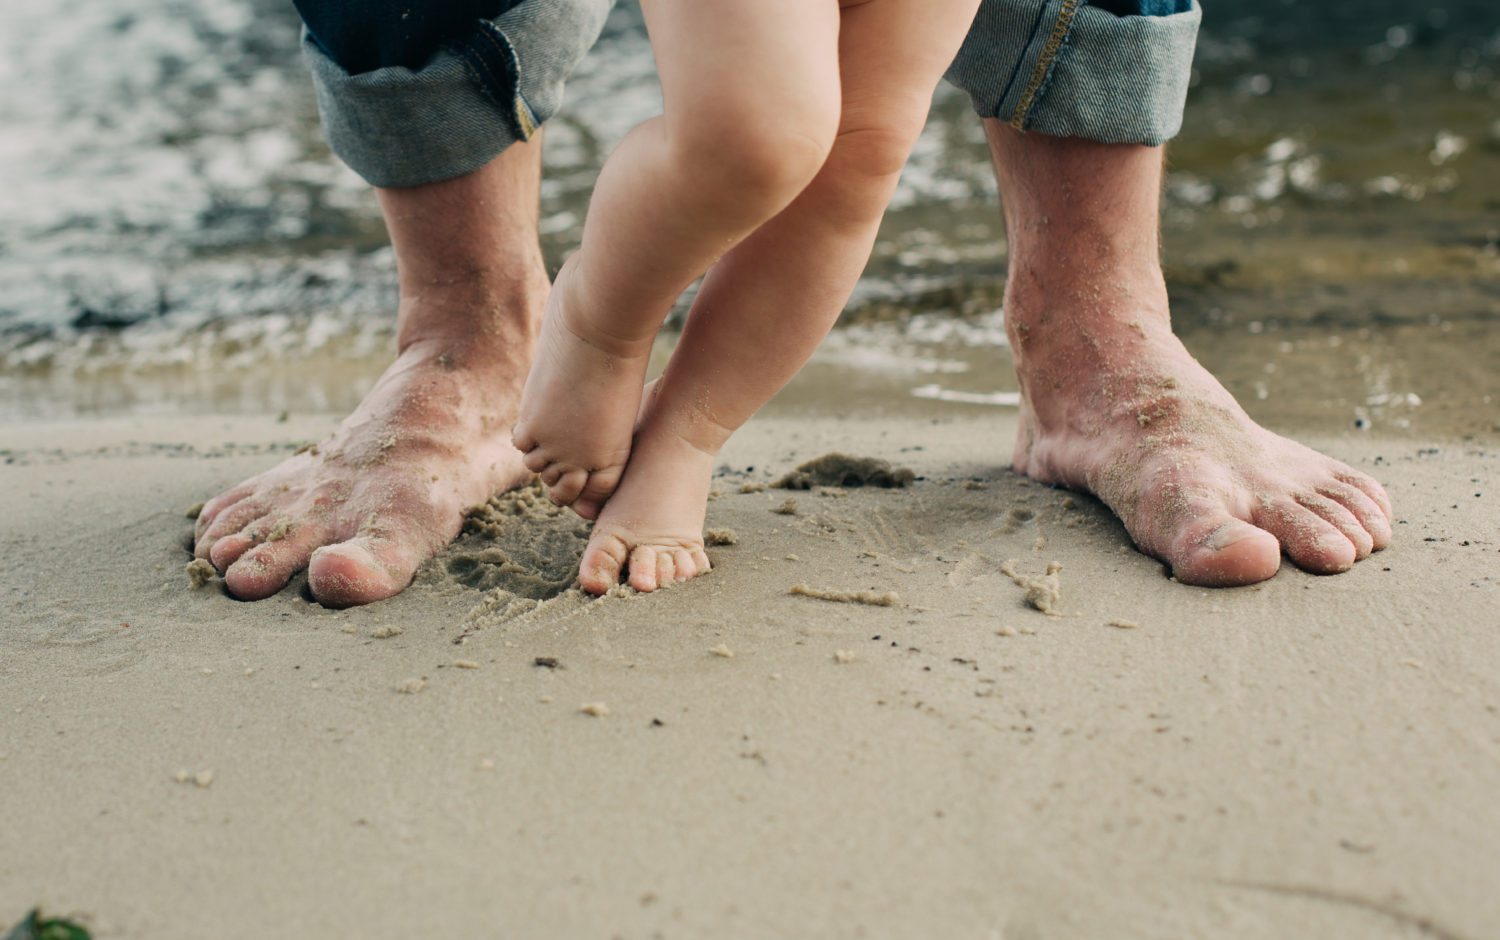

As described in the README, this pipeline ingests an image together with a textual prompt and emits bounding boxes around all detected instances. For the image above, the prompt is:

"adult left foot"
[1006,284,1393,586]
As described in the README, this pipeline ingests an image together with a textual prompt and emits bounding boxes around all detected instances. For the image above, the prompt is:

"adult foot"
[511,255,651,517]
[193,143,552,606]
[1008,291,1392,586]
[986,122,1391,586]
[575,388,719,594]
[194,329,538,606]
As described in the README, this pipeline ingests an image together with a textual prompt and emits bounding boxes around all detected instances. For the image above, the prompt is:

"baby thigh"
[640,0,843,198]
[824,0,984,213]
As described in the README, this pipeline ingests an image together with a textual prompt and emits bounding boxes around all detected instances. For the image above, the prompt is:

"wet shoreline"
[2,0,1497,440]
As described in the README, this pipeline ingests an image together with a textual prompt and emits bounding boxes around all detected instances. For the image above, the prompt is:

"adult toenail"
[1206,523,1257,551]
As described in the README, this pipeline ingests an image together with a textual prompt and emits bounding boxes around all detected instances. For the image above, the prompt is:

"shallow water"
[1,0,1497,438]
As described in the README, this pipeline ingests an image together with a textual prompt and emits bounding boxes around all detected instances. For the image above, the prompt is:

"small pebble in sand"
[185,559,216,589]
[371,626,404,639]
[705,528,739,546]
[340,624,359,634]
[1033,536,1047,552]
[396,678,426,694]
[200,668,214,676]
[833,650,856,664]
[244,668,255,676]
[789,583,900,607]
[785,554,800,562]
[739,481,768,493]
[479,759,496,771]
[174,769,214,788]
[962,480,986,490]
[996,626,1018,637]
[772,497,799,516]
[184,501,206,519]
[453,660,481,670]
[709,644,734,658]
[580,702,610,717]
[1107,619,1139,630]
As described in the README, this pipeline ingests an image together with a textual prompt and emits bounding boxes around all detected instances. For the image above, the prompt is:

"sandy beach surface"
[2,409,1496,939]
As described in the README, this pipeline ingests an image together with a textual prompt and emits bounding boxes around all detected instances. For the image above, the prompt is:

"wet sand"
[2,410,1497,938]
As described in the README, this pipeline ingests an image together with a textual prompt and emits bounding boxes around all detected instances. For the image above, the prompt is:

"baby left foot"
[577,420,718,594]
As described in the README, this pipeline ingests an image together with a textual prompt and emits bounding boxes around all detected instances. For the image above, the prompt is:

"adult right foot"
[193,145,549,606]
[194,325,537,607]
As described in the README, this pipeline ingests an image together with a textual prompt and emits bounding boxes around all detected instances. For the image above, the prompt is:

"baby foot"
[512,257,653,518]
[576,419,717,595]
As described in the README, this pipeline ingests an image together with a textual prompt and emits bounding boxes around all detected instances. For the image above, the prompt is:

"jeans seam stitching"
[1008,0,1082,130]
[475,23,540,138]
[450,21,529,141]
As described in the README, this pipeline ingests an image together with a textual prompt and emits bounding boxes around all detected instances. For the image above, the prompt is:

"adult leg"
[947,0,1391,584]
[194,0,610,605]
[576,0,983,593]
[986,126,1391,585]
[194,146,547,606]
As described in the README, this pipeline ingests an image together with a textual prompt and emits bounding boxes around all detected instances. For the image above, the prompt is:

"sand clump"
[579,702,610,717]
[185,559,216,589]
[705,528,738,546]
[789,583,901,607]
[1001,560,1063,615]
[775,453,915,490]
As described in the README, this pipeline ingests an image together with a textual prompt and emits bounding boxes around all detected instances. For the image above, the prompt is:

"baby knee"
[673,98,838,205]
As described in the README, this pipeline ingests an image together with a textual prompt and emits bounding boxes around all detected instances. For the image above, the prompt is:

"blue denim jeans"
[299,0,1199,188]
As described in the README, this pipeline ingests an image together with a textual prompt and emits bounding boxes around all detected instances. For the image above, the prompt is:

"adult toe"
[1257,496,1358,574]
[306,535,423,608]
[195,501,268,558]
[209,532,260,572]
[1320,481,1392,550]
[1164,514,1282,587]
[223,524,327,601]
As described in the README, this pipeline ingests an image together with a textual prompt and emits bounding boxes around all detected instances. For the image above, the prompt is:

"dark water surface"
[1,0,1497,437]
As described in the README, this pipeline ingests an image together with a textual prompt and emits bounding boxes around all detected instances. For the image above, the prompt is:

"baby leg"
[512,0,841,517]
[578,0,983,592]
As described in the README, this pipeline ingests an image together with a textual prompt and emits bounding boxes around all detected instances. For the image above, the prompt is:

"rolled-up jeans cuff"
[304,0,611,188]
[946,0,1200,147]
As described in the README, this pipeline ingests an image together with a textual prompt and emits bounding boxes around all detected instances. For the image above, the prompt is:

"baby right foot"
[512,257,655,518]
